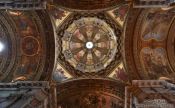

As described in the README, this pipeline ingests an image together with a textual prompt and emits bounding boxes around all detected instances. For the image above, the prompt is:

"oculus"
[0,41,4,52]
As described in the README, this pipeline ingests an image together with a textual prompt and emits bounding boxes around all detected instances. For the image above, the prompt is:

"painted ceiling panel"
[0,10,55,82]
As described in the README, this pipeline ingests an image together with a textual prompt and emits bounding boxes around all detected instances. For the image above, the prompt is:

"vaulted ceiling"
[0,10,55,82]
[0,0,174,107]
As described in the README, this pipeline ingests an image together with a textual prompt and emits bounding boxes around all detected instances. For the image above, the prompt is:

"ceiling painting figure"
[108,63,128,82]
[124,7,175,81]
[140,9,173,41]
[140,47,172,79]
[53,64,72,82]
[107,4,129,27]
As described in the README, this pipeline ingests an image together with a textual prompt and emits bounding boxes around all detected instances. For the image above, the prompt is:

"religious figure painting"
[140,48,172,79]
[107,5,129,27]
[53,68,68,82]
[109,63,128,82]
[113,5,128,22]
[49,8,66,20]
[112,67,128,82]
[48,7,70,28]
[9,11,36,36]
[53,64,72,82]
[141,10,173,41]
[58,92,123,108]
[14,57,38,81]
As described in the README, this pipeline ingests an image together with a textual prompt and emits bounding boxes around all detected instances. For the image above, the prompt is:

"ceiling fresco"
[52,63,72,82]
[62,17,118,73]
[47,4,131,83]
[0,10,55,82]
[107,4,129,27]
[0,1,175,108]
[56,13,122,77]
[57,78,125,108]
[108,63,128,82]
[48,7,71,29]
[124,7,175,81]
[52,0,124,11]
